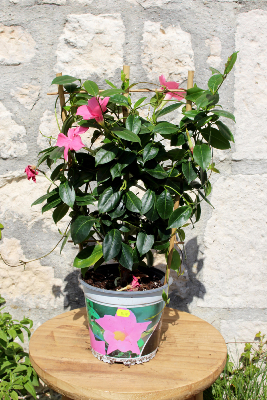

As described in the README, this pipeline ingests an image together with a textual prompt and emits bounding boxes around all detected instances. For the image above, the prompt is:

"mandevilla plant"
[26,52,237,290]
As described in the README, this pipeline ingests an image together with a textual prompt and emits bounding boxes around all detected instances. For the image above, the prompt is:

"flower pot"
[80,264,172,366]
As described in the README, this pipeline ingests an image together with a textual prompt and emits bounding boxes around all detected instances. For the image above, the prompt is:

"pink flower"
[96,308,151,355]
[56,127,85,161]
[77,96,110,125]
[130,276,140,291]
[159,75,185,101]
[25,166,38,182]
[89,327,106,355]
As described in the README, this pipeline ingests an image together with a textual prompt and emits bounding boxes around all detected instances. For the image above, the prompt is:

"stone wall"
[1,0,267,359]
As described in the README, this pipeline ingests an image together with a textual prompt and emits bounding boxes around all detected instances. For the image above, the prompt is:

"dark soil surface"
[82,264,164,292]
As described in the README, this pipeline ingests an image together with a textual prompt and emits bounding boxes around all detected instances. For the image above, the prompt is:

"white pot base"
[91,348,158,366]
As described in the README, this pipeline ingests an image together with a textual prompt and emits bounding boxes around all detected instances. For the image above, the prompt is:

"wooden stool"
[29,307,226,400]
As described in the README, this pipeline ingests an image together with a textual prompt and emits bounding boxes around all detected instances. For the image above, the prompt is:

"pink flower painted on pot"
[96,309,151,355]
[89,327,106,355]
[159,75,185,101]
[77,96,110,125]
[56,128,86,161]
[25,165,38,182]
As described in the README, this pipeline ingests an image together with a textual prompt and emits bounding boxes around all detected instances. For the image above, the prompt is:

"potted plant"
[25,53,237,365]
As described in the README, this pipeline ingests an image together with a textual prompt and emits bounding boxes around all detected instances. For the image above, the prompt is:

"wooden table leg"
[61,396,72,400]
[188,392,203,400]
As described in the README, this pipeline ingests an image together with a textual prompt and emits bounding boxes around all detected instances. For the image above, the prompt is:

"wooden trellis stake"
[56,72,67,122]
[165,70,194,285]
[122,65,130,120]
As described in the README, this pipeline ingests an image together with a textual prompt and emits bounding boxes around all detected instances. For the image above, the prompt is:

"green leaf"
[195,91,219,109]
[42,198,61,213]
[50,163,65,181]
[109,199,126,219]
[134,97,147,109]
[83,80,99,96]
[110,150,136,179]
[185,85,205,102]
[162,289,168,302]
[145,202,159,221]
[71,216,97,245]
[170,248,181,273]
[168,149,186,161]
[24,381,37,399]
[76,194,96,206]
[201,127,231,150]
[155,102,183,118]
[144,165,168,180]
[119,243,133,270]
[126,191,142,213]
[224,51,238,75]
[168,205,192,229]
[31,190,58,206]
[95,143,119,165]
[49,146,64,163]
[211,109,235,122]
[10,391,18,400]
[210,67,221,75]
[182,161,197,183]
[59,181,75,208]
[143,143,159,163]
[183,110,199,120]
[52,203,69,224]
[109,94,129,106]
[73,245,103,269]
[198,189,214,208]
[156,189,174,219]
[193,144,211,170]
[126,115,141,134]
[208,74,223,94]
[100,88,124,97]
[51,75,78,85]
[105,79,117,89]
[141,189,155,214]
[112,128,141,144]
[102,229,122,261]
[152,122,178,135]
[216,120,234,142]
[60,230,70,254]
[136,232,154,256]
[98,188,122,214]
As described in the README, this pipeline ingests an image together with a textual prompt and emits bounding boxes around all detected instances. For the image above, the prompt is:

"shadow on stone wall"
[61,236,206,312]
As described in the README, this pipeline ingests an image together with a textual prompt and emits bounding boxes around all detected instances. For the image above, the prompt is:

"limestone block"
[134,0,172,7]
[0,238,64,310]
[221,320,267,362]
[0,24,36,66]
[198,174,267,309]
[41,0,66,3]
[69,0,92,4]
[10,83,41,110]
[142,21,195,82]
[9,0,35,4]
[233,10,267,161]
[0,102,27,159]
[205,37,222,68]
[55,14,125,80]
[38,110,61,150]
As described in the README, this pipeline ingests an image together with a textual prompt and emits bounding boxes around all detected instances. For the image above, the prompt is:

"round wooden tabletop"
[29,307,227,400]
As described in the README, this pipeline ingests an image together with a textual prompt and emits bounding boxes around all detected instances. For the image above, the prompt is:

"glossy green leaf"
[59,181,75,208]
[155,102,183,118]
[24,381,37,399]
[201,127,231,149]
[95,143,119,165]
[83,80,99,96]
[182,161,197,183]
[119,243,133,270]
[185,85,205,102]
[143,143,159,163]
[211,109,235,122]
[60,229,70,254]
[51,75,78,85]
[195,91,219,109]
[136,232,154,256]
[145,202,159,221]
[152,122,178,135]
[102,229,122,261]
[31,190,58,206]
[109,199,126,219]
[71,216,97,245]
[156,189,174,219]
[193,144,211,170]
[73,245,103,269]
[112,128,141,144]
[208,74,223,94]
[49,146,64,163]
[50,163,65,181]
[105,79,117,88]
[98,188,122,214]
[170,248,181,273]
[109,94,129,106]
[224,51,238,75]
[210,67,221,75]
[216,120,234,142]
[76,194,95,206]
[52,203,69,224]
[168,205,192,229]
[141,189,155,214]
[168,149,186,161]
[42,198,61,213]
[126,191,142,213]
[144,165,168,180]
[100,88,124,97]
[134,97,147,109]
[126,115,141,134]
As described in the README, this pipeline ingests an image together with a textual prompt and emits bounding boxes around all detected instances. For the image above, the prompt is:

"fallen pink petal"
[77,96,110,124]
[56,128,85,161]
[25,165,38,183]
[96,309,151,355]
[159,74,185,101]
